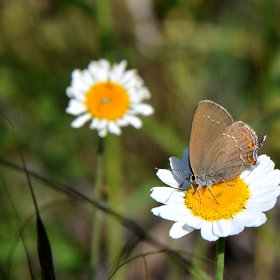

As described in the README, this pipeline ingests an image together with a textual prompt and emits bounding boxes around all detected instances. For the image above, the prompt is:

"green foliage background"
[1,0,280,279]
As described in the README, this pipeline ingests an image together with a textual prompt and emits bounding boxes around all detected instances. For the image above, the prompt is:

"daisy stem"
[105,135,125,280]
[90,136,105,278]
[215,237,225,280]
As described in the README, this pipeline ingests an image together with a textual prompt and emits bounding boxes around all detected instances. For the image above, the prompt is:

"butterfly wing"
[203,121,263,182]
[189,100,234,177]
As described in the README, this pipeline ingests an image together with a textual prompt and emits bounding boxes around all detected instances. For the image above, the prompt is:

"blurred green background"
[1,0,280,279]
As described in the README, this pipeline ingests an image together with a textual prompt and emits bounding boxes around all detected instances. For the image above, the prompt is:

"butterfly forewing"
[189,100,234,177]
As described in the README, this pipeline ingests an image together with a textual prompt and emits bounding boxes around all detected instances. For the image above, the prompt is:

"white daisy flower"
[151,150,280,242]
[66,59,154,137]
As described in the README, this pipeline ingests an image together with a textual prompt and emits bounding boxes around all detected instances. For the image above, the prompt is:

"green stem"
[105,135,125,280]
[215,237,225,280]
[95,0,113,53]
[90,137,105,279]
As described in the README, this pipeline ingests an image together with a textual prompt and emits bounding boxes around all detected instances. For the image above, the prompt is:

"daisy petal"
[108,121,121,135]
[213,219,244,237]
[246,196,277,212]
[156,169,180,188]
[140,87,151,99]
[88,61,99,80]
[131,104,154,116]
[89,118,99,129]
[71,113,91,128]
[98,128,108,138]
[80,69,95,85]
[96,59,110,81]
[248,170,280,191]
[66,87,86,101]
[66,100,87,115]
[120,70,137,86]
[124,115,142,129]
[227,218,245,235]
[96,119,108,130]
[250,185,280,198]
[184,215,204,229]
[234,209,266,227]
[116,117,129,126]
[71,70,90,92]
[110,60,127,82]
[169,221,194,239]
[151,205,192,222]
[242,156,274,184]
[201,223,219,242]
[150,187,185,205]
[213,220,232,236]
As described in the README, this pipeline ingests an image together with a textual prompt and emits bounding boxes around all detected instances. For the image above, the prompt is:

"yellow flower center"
[85,82,130,120]
[185,178,250,221]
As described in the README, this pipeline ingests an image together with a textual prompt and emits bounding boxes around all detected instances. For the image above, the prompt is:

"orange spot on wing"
[247,141,253,148]
[242,132,250,140]
[247,153,256,165]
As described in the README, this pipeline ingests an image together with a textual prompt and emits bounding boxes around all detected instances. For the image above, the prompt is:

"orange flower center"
[85,82,130,120]
[185,178,250,221]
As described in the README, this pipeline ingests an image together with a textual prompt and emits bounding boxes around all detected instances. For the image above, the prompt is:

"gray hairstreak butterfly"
[185,100,266,191]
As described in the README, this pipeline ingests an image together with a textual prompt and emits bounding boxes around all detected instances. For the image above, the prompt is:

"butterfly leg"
[207,187,219,205]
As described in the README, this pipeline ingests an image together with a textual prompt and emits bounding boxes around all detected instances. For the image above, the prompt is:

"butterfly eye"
[189,174,196,182]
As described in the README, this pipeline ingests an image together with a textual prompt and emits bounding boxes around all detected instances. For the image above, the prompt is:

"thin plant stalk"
[215,237,225,280]
[105,135,125,280]
[95,0,113,52]
[90,137,105,278]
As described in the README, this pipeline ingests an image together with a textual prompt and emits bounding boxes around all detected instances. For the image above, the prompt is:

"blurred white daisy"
[151,151,280,242]
[66,59,154,137]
